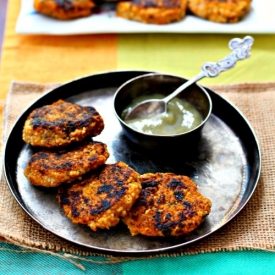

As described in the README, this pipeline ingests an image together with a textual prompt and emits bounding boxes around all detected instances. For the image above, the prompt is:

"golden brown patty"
[33,0,96,20]
[24,140,109,187]
[122,172,211,236]
[116,0,188,24]
[57,161,142,231]
[22,99,104,148]
[187,0,252,23]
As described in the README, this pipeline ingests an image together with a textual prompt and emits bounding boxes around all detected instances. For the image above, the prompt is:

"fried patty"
[187,0,252,23]
[57,161,142,231]
[33,0,96,20]
[24,140,109,187]
[22,99,104,148]
[122,172,211,237]
[116,0,188,24]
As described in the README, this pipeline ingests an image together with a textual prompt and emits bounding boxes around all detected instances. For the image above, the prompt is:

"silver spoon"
[125,36,254,121]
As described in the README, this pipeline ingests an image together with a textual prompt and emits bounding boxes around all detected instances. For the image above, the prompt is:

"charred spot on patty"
[57,161,142,231]
[22,99,104,148]
[122,172,211,237]
[24,140,109,187]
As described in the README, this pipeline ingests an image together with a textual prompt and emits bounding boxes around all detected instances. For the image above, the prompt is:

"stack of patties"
[23,99,142,231]
[23,99,108,187]
[23,99,211,235]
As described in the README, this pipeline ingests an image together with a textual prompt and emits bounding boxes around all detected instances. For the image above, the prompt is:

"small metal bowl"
[113,73,212,151]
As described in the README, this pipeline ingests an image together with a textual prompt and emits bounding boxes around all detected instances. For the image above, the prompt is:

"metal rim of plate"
[3,70,261,254]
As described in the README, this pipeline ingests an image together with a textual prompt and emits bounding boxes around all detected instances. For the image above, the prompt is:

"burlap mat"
[0,80,275,261]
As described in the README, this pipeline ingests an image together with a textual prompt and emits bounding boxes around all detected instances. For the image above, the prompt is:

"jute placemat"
[0,80,275,261]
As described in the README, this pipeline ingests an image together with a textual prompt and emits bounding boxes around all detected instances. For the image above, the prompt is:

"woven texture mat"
[0,80,275,260]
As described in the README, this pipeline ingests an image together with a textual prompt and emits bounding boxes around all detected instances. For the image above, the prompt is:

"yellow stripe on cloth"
[117,33,275,85]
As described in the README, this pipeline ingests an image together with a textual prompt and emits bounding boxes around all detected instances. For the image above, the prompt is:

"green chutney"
[122,94,203,135]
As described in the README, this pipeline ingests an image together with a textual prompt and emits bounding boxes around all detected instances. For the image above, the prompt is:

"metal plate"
[4,70,261,254]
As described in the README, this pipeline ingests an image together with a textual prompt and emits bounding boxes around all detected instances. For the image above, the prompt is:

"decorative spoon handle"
[201,36,254,77]
[163,36,254,104]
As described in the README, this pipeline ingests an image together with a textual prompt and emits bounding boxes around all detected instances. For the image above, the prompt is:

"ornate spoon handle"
[163,36,254,104]
[201,36,254,77]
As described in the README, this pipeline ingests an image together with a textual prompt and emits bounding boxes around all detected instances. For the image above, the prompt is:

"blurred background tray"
[16,0,275,35]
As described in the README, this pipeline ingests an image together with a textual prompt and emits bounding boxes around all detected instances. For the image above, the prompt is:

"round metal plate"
[4,70,261,254]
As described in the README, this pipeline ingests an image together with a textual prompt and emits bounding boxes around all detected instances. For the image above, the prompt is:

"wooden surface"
[0,0,8,60]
